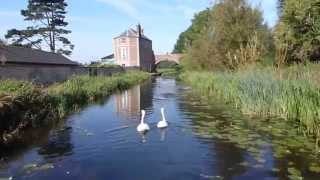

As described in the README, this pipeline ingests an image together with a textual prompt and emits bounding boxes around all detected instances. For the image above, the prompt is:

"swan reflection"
[160,128,167,142]
[138,131,149,143]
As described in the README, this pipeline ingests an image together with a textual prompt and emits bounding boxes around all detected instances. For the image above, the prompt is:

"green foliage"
[173,9,210,53]
[156,60,178,69]
[88,63,120,68]
[157,67,181,77]
[277,0,285,15]
[182,0,273,71]
[181,64,320,141]
[156,60,182,77]
[275,0,320,64]
[0,94,13,110]
[0,39,6,46]
[5,0,74,55]
[0,71,150,144]
[185,91,320,176]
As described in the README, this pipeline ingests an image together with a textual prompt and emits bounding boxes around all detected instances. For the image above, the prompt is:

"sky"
[0,0,278,63]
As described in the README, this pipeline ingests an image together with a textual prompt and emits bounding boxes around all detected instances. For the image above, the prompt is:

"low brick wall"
[0,64,141,84]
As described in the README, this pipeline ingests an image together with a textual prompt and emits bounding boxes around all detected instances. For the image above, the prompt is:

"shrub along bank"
[0,71,150,145]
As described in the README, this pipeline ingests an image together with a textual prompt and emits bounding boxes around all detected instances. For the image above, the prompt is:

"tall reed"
[181,65,320,141]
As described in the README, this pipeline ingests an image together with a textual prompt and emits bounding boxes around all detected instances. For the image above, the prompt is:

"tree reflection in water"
[38,127,73,158]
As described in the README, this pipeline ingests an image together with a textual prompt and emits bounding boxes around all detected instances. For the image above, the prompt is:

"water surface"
[0,77,319,180]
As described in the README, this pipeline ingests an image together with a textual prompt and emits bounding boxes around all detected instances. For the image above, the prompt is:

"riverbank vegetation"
[176,0,320,142]
[0,71,149,145]
[181,65,320,140]
[156,60,182,77]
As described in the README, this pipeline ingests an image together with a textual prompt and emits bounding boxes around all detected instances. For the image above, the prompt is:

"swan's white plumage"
[157,108,168,128]
[137,110,150,132]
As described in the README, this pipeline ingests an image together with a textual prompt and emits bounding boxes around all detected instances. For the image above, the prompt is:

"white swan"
[157,108,168,128]
[137,110,150,132]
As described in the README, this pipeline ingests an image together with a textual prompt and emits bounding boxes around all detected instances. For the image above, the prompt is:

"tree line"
[174,0,320,71]
[3,0,73,55]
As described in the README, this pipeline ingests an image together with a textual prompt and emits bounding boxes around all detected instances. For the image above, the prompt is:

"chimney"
[137,24,142,37]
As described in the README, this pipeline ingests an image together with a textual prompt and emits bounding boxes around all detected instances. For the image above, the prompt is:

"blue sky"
[0,0,278,63]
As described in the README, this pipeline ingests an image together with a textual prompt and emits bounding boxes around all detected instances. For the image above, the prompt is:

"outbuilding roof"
[101,54,114,60]
[0,45,79,66]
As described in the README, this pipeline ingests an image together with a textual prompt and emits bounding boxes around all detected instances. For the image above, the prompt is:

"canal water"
[0,77,319,180]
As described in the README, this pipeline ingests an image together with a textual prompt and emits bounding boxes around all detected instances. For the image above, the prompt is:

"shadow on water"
[0,77,320,180]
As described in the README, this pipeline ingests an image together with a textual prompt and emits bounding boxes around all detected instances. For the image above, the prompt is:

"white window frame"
[120,47,128,61]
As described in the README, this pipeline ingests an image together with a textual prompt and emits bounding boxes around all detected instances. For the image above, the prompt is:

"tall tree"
[173,9,210,53]
[277,0,285,15]
[275,0,320,64]
[0,39,5,46]
[182,0,271,70]
[5,0,74,55]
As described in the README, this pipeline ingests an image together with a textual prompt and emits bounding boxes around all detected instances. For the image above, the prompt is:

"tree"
[5,0,74,55]
[173,9,210,53]
[277,0,285,15]
[182,0,271,70]
[275,0,320,64]
[0,39,5,46]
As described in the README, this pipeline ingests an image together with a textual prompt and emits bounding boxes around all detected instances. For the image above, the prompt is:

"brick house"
[113,24,155,72]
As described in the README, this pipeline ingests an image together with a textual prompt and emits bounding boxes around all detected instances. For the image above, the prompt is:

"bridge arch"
[155,54,183,65]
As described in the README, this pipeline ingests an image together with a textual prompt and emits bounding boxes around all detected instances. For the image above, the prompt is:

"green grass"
[181,64,320,141]
[49,71,150,117]
[0,71,150,144]
[88,64,120,68]
[157,65,182,77]
[157,68,179,77]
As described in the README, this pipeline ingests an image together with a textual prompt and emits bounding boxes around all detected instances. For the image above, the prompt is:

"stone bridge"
[155,53,183,65]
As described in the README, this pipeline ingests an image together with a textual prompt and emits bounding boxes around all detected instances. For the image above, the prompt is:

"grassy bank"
[0,71,150,144]
[157,68,180,77]
[156,60,181,77]
[181,65,320,141]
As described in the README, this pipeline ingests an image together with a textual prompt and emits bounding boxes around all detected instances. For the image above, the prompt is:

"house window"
[120,47,128,61]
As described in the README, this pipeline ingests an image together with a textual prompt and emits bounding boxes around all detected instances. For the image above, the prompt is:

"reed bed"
[48,71,150,117]
[181,65,320,140]
[0,71,150,144]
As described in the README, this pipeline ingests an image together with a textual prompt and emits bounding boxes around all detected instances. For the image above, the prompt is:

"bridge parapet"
[155,53,183,64]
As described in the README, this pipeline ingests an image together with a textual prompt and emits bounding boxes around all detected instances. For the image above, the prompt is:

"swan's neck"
[140,114,145,124]
[161,110,166,122]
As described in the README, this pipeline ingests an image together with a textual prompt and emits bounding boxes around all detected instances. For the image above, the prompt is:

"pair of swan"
[137,108,168,132]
